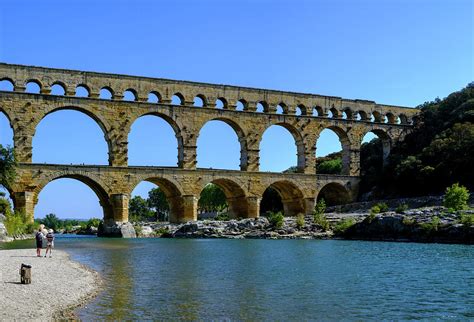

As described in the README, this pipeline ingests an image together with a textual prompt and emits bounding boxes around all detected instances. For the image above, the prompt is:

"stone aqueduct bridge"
[0,63,418,227]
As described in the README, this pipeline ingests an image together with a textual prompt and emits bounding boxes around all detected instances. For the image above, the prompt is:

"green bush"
[314,199,326,216]
[459,213,474,226]
[402,217,415,226]
[420,216,441,233]
[370,205,381,215]
[296,213,305,229]
[364,212,377,224]
[443,183,470,211]
[332,218,356,235]
[215,212,230,221]
[377,202,389,212]
[267,211,284,229]
[396,203,409,214]
[87,218,102,228]
[313,212,330,231]
[4,211,28,236]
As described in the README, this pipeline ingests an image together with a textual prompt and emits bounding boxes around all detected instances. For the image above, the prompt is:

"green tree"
[129,196,154,222]
[316,152,342,174]
[198,184,227,213]
[41,213,62,231]
[147,187,170,221]
[443,183,470,211]
[0,145,16,189]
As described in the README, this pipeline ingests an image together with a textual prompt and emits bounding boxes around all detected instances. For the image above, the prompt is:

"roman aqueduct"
[0,63,418,229]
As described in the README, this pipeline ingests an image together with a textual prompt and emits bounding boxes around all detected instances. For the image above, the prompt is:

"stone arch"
[201,178,248,219]
[100,86,114,99]
[276,102,288,114]
[236,98,247,111]
[316,125,351,175]
[216,97,228,109]
[32,173,113,221]
[128,112,184,166]
[0,77,15,90]
[50,81,67,95]
[148,90,162,103]
[356,110,369,121]
[197,117,248,170]
[313,106,324,117]
[261,180,306,216]
[361,128,392,165]
[129,176,185,223]
[25,79,42,93]
[259,122,306,172]
[172,92,185,105]
[317,182,351,206]
[75,84,90,97]
[329,107,339,118]
[342,108,353,119]
[123,88,138,101]
[193,94,207,107]
[296,104,307,115]
[33,106,113,164]
[0,107,13,134]
[257,101,269,113]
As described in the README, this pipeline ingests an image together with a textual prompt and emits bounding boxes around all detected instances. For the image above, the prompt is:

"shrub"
[314,199,326,217]
[313,212,330,231]
[376,202,389,213]
[267,211,284,229]
[87,218,102,229]
[396,203,409,214]
[443,183,470,211]
[4,211,28,236]
[420,216,441,233]
[364,212,377,224]
[402,217,415,226]
[215,212,230,221]
[459,213,474,226]
[332,218,356,235]
[296,213,305,229]
[370,205,381,215]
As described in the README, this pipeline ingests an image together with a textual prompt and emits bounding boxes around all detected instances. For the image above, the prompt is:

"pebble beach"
[0,248,101,320]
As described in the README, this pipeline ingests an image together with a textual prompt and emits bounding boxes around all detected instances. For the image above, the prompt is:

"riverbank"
[133,206,474,244]
[0,249,102,320]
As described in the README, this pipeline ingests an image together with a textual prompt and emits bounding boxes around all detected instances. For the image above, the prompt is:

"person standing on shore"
[35,227,44,257]
[44,229,54,258]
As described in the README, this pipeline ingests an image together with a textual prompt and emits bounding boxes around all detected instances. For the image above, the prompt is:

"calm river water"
[3,237,473,320]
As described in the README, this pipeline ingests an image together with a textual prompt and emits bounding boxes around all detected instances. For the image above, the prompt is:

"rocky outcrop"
[343,208,474,244]
[135,217,331,239]
[98,221,136,238]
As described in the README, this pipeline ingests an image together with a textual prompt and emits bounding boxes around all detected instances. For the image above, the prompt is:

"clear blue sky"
[0,0,472,219]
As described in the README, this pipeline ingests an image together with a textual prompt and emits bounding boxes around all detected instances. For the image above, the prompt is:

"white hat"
[48,229,53,233]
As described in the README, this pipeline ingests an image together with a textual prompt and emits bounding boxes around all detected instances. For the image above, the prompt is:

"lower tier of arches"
[8,164,360,233]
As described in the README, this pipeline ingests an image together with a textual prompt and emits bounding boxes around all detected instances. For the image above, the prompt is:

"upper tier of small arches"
[0,63,418,125]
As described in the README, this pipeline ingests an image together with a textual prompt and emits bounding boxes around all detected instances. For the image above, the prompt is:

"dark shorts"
[36,240,42,248]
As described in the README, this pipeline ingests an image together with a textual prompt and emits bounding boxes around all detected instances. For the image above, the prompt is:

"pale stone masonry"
[0,63,418,230]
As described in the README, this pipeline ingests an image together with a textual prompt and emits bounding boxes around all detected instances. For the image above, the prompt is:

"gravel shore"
[0,249,101,321]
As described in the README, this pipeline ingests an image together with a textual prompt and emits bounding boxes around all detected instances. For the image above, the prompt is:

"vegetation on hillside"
[361,83,474,198]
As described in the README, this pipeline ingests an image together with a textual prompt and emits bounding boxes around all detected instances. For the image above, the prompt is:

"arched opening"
[0,79,14,91]
[130,177,183,223]
[356,110,368,121]
[260,124,304,172]
[215,98,227,109]
[236,99,246,111]
[197,119,243,170]
[193,95,205,107]
[260,181,305,216]
[317,182,351,206]
[25,80,41,94]
[33,109,109,165]
[130,181,171,222]
[198,179,247,220]
[0,110,13,148]
[148,91,161,103]
[276,103,286,114]
[386,113,396,124]
[100,87,113,99]
[313,106,324,117]
[171,93,184,105]
[329,107,339,118]
[399,114,408,125]
[256,102,266,113]
[128,114,180,166]
[316,128,347,175]
[296,105,306,116]
[372,111,382,122]
[34,176,112,224]
[342,108,353,120]
[123,89,137,101]
[75,85,90,97]
[51,83,66,95]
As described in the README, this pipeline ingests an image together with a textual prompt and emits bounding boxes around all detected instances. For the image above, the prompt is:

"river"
[2,237,473,320]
